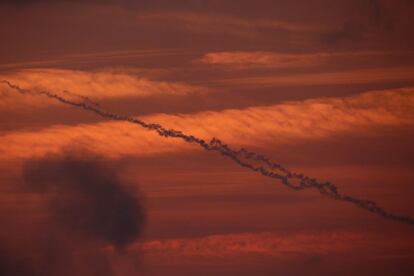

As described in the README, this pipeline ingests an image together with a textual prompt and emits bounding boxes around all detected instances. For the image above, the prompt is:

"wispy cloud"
[0,48,189,70]
[0,69,206,110]
[136,11,328,37]
[197,51,407,69]
[138,231,362,258]
[205,66,414,87]
[1,86,413,161]
[135,230,414,262]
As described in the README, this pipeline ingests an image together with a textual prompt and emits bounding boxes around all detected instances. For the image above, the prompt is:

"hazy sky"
[1,1,414,275]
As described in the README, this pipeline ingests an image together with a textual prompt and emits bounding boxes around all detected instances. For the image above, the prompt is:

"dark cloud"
[23,155,146,248]
[0,0,91,4]
[0,251,38,276]
[0,153,146,275]
[322,0,414,49]
[1,0,412,67]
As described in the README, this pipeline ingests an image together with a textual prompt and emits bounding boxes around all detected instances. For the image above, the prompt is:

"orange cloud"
[138,231,362,258]
[206,66,414,87]
[134,230,414,262]
[0,69,206,110]
[197,51,404,69]
[0,48,188,70]
[1,86,413,161]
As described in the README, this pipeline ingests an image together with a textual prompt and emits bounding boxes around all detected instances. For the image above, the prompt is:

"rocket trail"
[2,80,414,226]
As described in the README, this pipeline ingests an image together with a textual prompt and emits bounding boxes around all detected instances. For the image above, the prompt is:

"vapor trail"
[2,80,414,225]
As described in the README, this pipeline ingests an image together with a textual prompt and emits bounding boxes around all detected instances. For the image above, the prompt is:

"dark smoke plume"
[23,155,146,249]
[0,250,39,276]
[0,152,146,276]
[2,80,414,226]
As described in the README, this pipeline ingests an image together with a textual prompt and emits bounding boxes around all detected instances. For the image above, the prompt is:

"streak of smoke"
[2,80,413,225]
[62,89,100,108]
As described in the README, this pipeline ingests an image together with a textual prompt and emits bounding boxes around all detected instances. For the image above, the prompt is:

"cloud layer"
[1,86,413,161]
[197,51,400,69]
[0,69,204,110]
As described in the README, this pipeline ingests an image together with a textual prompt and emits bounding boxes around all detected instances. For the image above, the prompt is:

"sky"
[0,0,414,275]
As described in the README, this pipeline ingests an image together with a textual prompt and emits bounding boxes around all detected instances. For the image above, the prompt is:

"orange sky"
[1,1,414,275]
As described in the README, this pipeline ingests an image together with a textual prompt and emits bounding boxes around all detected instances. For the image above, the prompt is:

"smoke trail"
[2,80,414,225]
[62,89,100,108]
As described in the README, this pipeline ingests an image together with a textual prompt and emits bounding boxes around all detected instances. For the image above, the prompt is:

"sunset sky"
[1,1,414,275]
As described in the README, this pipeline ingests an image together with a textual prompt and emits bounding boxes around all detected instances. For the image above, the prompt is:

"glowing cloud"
[207,66,414,87]
[0,69,206,110]
[197,51,400,69]
[1,85,413,161]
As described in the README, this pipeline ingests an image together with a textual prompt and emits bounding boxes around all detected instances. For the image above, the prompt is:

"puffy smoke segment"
[62,89,101,108]
[2,80,413,225]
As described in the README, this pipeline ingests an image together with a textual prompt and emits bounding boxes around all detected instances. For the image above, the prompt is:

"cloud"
[0,249,37,276]
[0,153,145,275]
[0,3,329,65]
[0,68,205,110]
[133,230,414,275]
[322,0,414,49]
[136,230,413,259]
[1,86,413,161]
[139,231,354,258]
[0,48,188,71]
[206,66,414,87]
[136,11,327,37]
[23,154,146,248]
[196,51,404,69]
